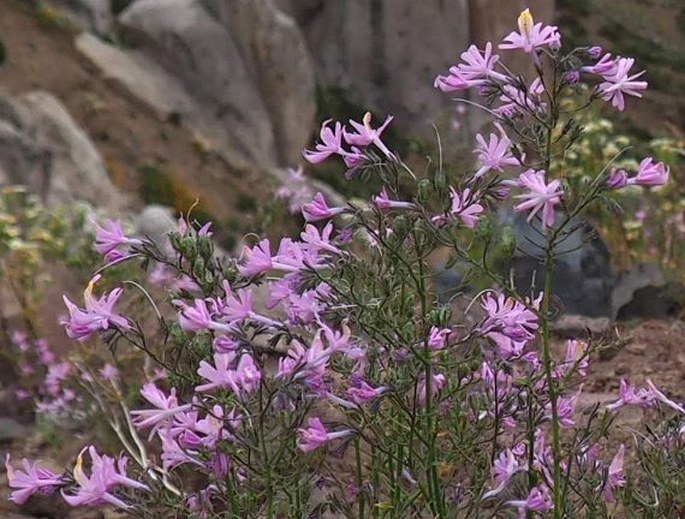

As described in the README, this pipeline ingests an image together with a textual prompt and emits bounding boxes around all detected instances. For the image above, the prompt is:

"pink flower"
[345,375,387,405]
[480,293,539,342]
[372,188,415,210]
[61,447,148,509]
[296,417,354,452]
[628,157,669,186]
[177,298,214,332]
[449,188,484,228]
[597,57,647,111]
[603,444,626,502]
[456,42,509,83]
[483,449,527,499]
[131,383,191,439]
[61,275,130,341]
[343,112,395,160]
[499,9,561,53]
[506,485,554,516]
[582,53,617,75]
[513,169,563,231]
[93,219,141,262]
[196,353,260,396]
[302,192,346,222]
[434,42,508,92]
[473,125,521,178]
[5,455,64,505]
[238,238,273,277]
[417,372,447,406]
[606,379,658,411]
[427,326,451,350]
[304,120,344,164]
[606,168,629,189]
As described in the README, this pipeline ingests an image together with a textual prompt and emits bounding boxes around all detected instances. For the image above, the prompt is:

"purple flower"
[427,326,451,350]
[603,444,626,502]
[93,219,141,262]
[434,42,508,92]
[499,9,561,54]
[606,168,629,189]
[343,112,395,160]
[196,353,260,396]
[372,187,415,210]
[238,239,273,277]
[587,45,603,59]
[628,157,669,186]
[472,124,522,178]
[304,120,344,164]
[449,188,484,228]
[483,449,527,499]
[606,379,658,411]
[597,57,647,111]
[480,293,539,342]
[346,375,387,405]
[61,275,130,341]
[131,383,191,439]
[513,169,563,231]
[302,192,346,222]
[296,417,353,452]
[5,455,64,505]
[417,372,447,406]
[506,485,554,516]
[61,447,148,509]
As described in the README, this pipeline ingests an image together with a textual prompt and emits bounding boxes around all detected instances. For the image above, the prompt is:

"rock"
[118,0,277,171]
[292,0,470,140]
[0,417,28,442]
[550,315,611,338]
[503,211,614,317]
[135,204,178,247]
[52,0,114,34]
[201,0,317,165]
[0,91,123,210]
[75,33,197,122]
[611,262,670,320]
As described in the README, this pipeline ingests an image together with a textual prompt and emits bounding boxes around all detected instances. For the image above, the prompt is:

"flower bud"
[198,236,213,261]
[500,226,517,259]
[416,178,433,204]
[434,167,446,191]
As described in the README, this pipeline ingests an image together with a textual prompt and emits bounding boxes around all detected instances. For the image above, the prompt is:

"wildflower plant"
[6,8,685,519]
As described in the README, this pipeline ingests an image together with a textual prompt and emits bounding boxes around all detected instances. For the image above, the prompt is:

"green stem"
[542,247,563,518]
[356,437,366,519]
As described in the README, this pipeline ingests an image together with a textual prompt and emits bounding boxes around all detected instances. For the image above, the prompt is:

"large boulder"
[288,0,470,140]
[201,0,317,166]
[0,91,123,210]
[503,211,614,317]
[118,0,278,170]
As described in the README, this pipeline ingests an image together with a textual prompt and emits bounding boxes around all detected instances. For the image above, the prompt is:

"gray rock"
[201,0,317,165]
[610,262,672,320]
[119,0,277,171]
[293,0,470,140]
[135,204,178,247]
[0,91,123,210]
[550,315,611,338]
[0,417,27,442]
[502,211,615,317]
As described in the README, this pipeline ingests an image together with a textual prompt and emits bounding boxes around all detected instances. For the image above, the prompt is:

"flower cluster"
[5,8,682,518]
